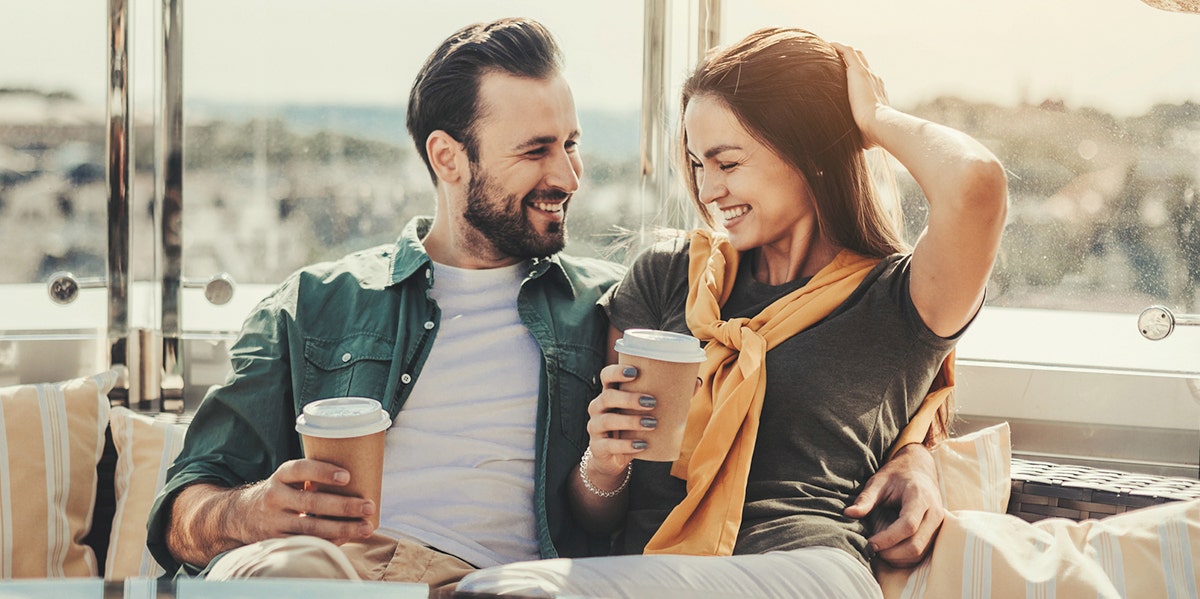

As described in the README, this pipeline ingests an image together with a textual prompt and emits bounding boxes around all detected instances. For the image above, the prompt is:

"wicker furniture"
[1008,458,1200,522]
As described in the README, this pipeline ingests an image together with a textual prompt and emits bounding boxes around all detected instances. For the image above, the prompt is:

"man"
[147,18,622,592]
[147,16,943,594]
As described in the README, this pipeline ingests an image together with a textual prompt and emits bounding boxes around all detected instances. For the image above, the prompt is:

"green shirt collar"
[389,216,577,299]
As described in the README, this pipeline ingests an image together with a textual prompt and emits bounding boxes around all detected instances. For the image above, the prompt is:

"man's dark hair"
[406,18,564,182]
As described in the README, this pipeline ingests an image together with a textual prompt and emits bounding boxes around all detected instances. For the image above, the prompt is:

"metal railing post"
[697,0,721,62]
[639,0,672,247]
[158,0,185,411]
[106,0,133,404]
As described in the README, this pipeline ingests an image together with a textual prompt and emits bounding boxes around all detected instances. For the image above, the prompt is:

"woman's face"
[684,95,818,254]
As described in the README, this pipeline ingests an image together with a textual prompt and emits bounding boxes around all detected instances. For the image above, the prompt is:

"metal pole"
[106,0,133,404]
[158,0,185,411]
[697,0,721,62]
[639,0,671,248]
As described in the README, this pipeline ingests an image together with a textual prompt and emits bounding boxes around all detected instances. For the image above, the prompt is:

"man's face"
[460,71,582,260]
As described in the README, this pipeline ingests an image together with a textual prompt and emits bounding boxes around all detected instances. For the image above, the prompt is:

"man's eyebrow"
[513,130,581,152]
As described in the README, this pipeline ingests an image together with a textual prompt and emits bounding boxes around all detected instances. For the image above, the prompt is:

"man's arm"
[843,442,943,568]
[166,460,376,568]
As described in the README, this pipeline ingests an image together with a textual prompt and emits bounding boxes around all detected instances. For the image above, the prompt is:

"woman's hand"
[830,42,890,149]
[584,363,657,480]
[567,362,657,533]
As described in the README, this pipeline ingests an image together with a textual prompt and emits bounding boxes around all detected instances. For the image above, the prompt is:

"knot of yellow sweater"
[645,230,879,556]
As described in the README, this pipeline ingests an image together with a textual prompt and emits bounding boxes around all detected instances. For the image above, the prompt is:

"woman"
[458,27,1006,598]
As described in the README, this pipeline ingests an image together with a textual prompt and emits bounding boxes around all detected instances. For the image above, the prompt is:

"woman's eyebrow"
[703,144,741,159]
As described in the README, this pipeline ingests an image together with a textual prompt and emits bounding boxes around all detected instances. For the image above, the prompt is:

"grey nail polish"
[640,417,658,428]
[639,396,656,408]
[632,440,648,450]
[623,366,639,378]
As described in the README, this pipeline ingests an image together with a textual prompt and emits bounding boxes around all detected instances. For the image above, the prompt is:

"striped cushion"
[879,422,1200,596]
[104,407,187,581]
[931,422,1011,514]
[884,500,1200,597]
[876,422,1011,596]
[0,370,117,578]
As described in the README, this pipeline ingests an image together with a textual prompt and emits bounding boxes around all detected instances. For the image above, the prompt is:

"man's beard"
[462,167,569,259]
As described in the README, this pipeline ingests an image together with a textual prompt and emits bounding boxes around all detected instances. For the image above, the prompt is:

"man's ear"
[427,130,467,185]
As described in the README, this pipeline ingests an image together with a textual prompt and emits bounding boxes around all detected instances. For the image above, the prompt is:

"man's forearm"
[166,482,251,568]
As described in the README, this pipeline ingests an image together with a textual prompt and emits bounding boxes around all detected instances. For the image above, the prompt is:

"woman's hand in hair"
[830,42,892,150]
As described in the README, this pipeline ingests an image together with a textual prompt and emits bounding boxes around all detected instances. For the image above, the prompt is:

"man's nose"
[545,150,581,194]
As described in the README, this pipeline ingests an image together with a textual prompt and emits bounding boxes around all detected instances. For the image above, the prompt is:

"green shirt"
[146,217,625,575]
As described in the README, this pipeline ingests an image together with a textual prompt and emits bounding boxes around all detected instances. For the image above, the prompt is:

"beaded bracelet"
[579,447,632,498]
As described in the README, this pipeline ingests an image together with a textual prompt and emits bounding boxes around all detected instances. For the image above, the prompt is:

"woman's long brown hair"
[681,28,951,444]
[679,27,908,259]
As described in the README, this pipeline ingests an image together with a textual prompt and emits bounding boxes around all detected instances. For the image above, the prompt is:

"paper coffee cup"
[614,329,706,462]
[295,397,391,527]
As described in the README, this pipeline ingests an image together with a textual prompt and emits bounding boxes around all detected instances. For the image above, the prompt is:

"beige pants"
[458,546,883,599]
[207,534,476,593]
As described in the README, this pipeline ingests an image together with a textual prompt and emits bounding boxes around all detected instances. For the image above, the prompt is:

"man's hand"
[237,459,377,543]
[167,459,376,567]
[843,443,944,567]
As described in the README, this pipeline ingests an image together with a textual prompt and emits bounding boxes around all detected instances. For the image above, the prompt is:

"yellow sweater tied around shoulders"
[643,229,955,556]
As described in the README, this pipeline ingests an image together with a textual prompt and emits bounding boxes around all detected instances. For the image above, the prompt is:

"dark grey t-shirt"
[599,235,959,565]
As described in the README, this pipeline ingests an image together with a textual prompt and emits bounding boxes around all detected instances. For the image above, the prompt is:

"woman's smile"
[718,204,751,226]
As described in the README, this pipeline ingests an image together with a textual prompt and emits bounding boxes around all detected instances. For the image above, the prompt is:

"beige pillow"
[0,370,117,578]
[879,422,1200,597]
[105,407,188,581]
[883,499,1200,598]
[931,422,1011,513]
[876,422,1012,595]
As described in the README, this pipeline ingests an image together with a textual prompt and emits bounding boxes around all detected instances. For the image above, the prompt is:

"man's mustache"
[525,189,570,203]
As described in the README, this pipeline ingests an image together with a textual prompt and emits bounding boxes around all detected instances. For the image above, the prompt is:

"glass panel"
[180,1,645,330]
[0,2,108,323]
[721,1,1200,472]
[723,0,1200,315]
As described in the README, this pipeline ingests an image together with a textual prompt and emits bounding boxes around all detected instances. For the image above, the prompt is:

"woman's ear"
[427,130,466,185]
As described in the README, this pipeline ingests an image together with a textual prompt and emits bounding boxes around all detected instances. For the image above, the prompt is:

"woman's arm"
[567,327,655,534]
[569,241,692,534]
[834,43,1008,338]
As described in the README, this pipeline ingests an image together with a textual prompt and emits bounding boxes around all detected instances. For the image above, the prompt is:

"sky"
[1,0,1198,117]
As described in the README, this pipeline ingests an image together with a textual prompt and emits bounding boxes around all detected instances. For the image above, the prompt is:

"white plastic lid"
[295,397,391,438]
[614,329,706,363]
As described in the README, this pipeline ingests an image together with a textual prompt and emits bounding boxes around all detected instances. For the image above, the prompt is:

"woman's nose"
[697,171,724,204]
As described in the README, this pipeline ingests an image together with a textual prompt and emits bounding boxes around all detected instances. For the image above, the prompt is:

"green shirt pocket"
[551,341,604,452]
[301,332,395,406]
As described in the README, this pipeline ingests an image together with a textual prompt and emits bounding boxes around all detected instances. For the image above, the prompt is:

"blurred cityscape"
[1,88,1199,314]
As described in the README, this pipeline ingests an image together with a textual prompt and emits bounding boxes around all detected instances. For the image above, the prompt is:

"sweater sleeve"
[599,234,693,335]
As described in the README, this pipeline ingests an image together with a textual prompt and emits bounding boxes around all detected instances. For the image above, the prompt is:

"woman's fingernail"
[623,366,639,378]
[632,440,648,450]
[639,396,656,408]
[333,471,350,484]
[640,417,658,428]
